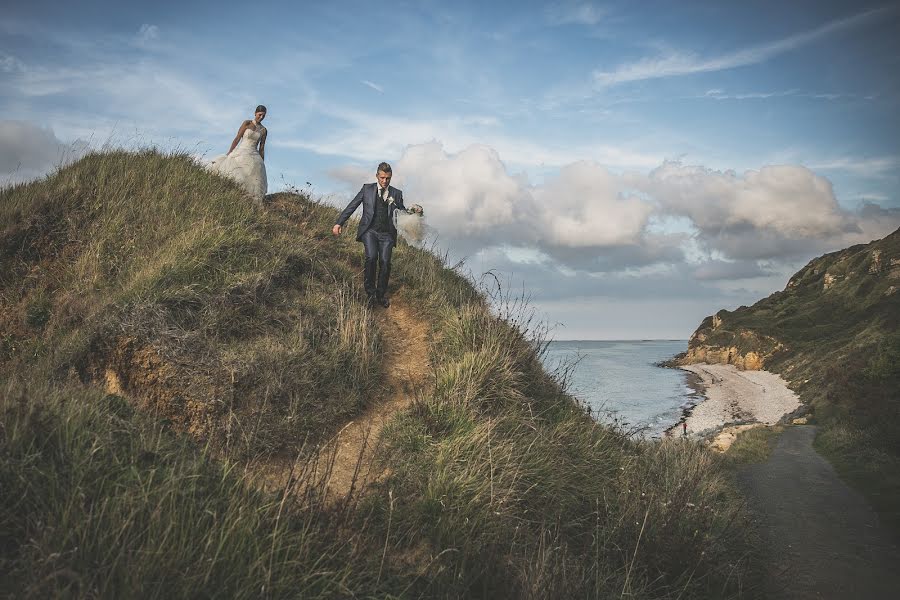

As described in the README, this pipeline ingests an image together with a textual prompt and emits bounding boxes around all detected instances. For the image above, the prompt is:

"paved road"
[737,426,900,599]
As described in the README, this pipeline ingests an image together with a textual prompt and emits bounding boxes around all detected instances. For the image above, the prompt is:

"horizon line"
[551,339,689,342]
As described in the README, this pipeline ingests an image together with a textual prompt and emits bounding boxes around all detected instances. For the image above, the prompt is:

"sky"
[2,0,899,339]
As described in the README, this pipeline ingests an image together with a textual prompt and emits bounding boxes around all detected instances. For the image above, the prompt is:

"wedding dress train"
[208,126,267,202]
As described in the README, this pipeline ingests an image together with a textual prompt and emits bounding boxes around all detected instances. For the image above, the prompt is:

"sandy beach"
[678,363,801,435]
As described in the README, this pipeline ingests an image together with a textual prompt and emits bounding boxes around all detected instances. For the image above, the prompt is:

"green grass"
[724,426,784,466]
[0,150,759,598]
[815,421,900,540]
[0,150,382,457]
[368,282,755,597]
[0,380,399,599]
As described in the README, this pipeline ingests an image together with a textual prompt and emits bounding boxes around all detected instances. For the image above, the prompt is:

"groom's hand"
[332,224,342,236]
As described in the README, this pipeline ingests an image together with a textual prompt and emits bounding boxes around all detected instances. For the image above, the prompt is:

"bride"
[208,105,268,204]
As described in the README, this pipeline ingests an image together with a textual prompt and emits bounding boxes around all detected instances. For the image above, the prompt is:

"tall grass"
[1,150,757,598]
[0,380,398,599]
[373,249,755,598]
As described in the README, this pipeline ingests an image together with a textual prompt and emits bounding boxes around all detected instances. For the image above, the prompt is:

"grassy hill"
[1,151,756,598]
[675,228,900,538]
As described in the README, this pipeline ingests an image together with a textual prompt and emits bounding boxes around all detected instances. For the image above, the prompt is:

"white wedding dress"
[208,126,267,202]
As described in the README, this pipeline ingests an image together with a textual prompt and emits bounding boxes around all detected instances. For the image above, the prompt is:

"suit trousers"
[361,229,395,298]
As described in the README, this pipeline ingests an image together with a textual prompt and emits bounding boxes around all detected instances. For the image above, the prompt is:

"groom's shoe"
[378,295,390,308]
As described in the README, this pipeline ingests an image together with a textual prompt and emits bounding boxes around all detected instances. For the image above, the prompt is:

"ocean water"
[541,340,699,438]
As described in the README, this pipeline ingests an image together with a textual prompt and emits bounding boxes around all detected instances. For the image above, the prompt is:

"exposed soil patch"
[99,337,223,439]
[252,294,432,501]
[325,295,431,496]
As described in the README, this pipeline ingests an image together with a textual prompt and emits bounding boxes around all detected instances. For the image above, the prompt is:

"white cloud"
[808,156,900,177]
[361,80,384,93]
[397,142,525,241]
[5,59,248,140]
[638,161,899,260]
[343,142,900,275]
[327,164,372,188]
[703,88,798,100]
[593,7,887,87]
[701,88,862,102]
[281,103,662,170]
[547,2,606,26]
[532,161,653,247]
[395,142,656,253]
[0,120,90,186]
[643,162,849,238]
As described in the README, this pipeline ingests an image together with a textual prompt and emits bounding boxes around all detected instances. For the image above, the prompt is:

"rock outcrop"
[677,311,783,370]
[678,228,900,385]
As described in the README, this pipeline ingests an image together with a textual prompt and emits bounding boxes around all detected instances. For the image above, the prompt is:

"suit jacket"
[335,183,407,241]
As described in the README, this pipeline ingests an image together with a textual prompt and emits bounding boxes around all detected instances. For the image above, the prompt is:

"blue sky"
[2,0,899,338]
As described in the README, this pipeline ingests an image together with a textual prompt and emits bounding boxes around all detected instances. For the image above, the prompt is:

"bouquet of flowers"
[395,204,426,244]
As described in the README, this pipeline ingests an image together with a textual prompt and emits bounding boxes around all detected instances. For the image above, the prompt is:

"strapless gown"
[208,126,267,202]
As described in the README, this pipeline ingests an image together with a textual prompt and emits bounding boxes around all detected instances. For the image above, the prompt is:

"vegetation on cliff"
[1,151,755,598]
[676,228,900,538]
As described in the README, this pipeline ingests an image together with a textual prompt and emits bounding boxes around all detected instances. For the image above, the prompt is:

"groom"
[332,162,406,308]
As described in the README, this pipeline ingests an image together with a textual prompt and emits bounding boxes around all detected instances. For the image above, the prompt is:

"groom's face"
[377,170,392,189]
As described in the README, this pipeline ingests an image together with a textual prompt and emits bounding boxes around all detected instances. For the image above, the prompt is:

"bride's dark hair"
[255,105,267,113]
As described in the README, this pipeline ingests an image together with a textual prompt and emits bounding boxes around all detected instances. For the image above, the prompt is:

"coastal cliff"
[675,227,900,538]
[680,318,780,370]
[675,227,900,381]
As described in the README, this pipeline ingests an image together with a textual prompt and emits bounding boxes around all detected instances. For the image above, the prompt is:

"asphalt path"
[737,426,900,599]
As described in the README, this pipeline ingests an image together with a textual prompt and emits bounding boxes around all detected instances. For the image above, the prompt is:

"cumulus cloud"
[350,141,900,285]
[396,142,658,258]
[636,161,900,260]
[644,162,849,237]
[534,161,653,248]
[0,120,90,186]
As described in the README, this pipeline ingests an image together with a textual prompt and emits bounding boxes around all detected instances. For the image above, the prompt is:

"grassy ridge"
[1,150,381,456]
[0,151,756,598]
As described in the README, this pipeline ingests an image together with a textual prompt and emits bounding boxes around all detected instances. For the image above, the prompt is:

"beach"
[677,363,801,436]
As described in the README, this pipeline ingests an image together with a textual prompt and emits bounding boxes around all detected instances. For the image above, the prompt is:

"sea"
[541,340,701,438]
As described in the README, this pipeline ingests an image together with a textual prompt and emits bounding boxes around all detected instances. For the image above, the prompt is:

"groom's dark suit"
[335,183,406,300]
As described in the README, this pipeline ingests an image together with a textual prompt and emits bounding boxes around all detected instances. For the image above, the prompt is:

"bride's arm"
[258,129,267,161]
[227,120,251,155]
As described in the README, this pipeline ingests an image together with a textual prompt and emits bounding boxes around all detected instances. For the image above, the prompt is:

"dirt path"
[324,296,431,498]
[249,294,431,502]
[737,425,900,599]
